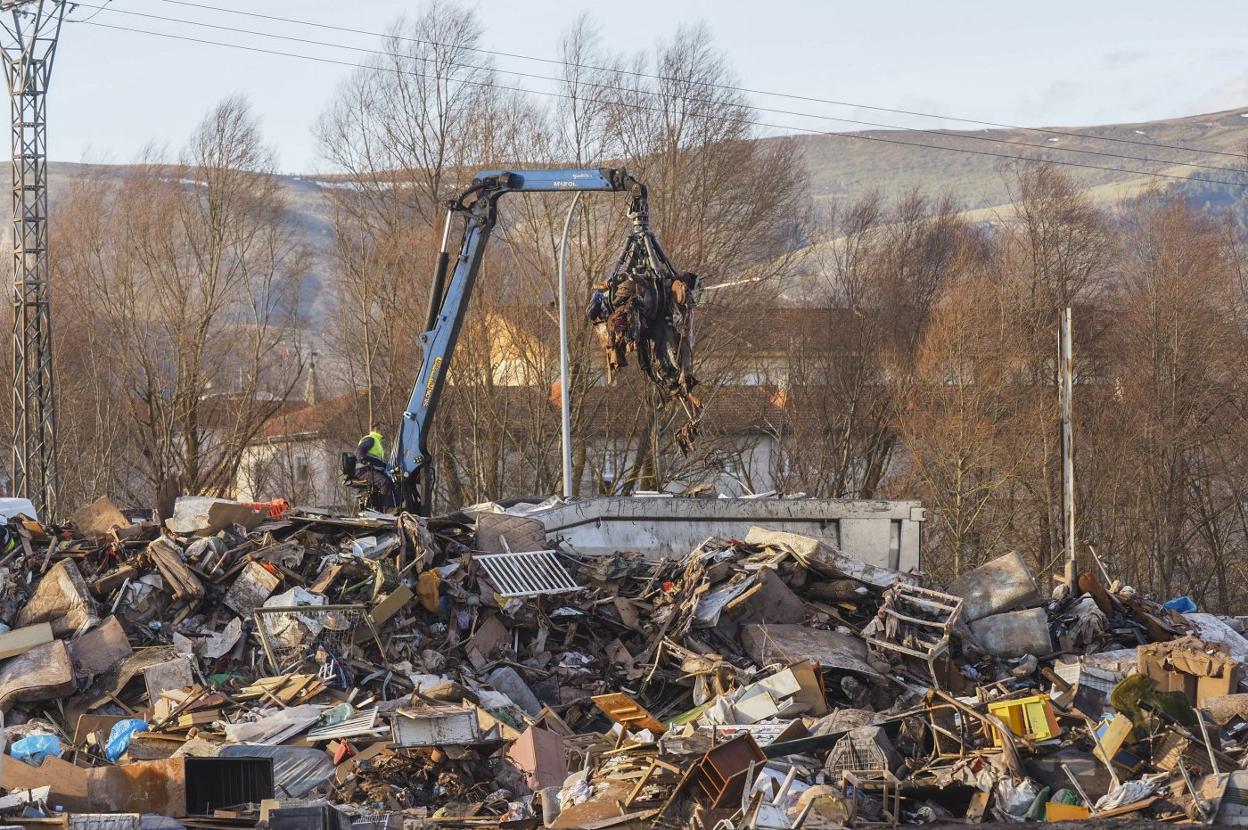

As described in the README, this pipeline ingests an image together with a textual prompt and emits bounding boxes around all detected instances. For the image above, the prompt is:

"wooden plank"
[308,563,343,595]
[0,622,52,660]
[175,710,219,729]
[352,585,414,645]
[579,809,658,830]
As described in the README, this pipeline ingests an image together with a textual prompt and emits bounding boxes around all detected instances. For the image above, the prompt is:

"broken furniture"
[865,583,962,682]
[687,733,768,809]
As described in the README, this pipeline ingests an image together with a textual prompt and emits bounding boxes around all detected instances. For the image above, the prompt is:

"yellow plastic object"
[1045,802,1090,821]
[987,694,1061,745]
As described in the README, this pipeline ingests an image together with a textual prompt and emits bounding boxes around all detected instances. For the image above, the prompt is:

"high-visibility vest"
[364,431,386,462]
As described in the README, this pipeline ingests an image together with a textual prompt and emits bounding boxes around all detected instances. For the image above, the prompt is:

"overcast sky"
[47,0,1248,173]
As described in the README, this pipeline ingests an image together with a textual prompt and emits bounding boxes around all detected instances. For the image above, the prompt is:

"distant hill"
[776,106,1248,217]
[45,162,340,324]
[35,106,1248,322]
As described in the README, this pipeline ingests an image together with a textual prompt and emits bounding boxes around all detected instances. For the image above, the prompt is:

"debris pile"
[1,494,1247,828]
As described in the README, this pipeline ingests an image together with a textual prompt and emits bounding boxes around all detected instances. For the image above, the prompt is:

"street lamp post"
[557,192,583,499]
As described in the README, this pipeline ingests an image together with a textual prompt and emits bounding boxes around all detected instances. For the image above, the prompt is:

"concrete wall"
[518,496,925,569]
[231,437,926,572]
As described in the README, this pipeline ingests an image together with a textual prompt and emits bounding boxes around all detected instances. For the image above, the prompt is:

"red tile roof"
[256,383,793,442]
[257,389,371,440]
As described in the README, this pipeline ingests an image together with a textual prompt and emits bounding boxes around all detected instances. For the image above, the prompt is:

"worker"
[355,424,397,510]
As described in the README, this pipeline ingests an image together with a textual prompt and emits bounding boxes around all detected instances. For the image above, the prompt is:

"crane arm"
[391,168,647,514]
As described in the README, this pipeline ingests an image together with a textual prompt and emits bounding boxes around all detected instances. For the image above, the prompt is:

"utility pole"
[0,0,65,518]
[1059,307,1075,587]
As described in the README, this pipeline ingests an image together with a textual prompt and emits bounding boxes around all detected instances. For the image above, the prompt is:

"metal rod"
[1195,710,1220,775]
[1176,759,1209,824]
[557,191,583,499]
[1061,762,1091,807]
[1086,716,1121,789]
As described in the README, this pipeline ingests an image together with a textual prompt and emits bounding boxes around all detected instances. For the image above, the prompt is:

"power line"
[74,19,1248,191]
[68,2,1248,177]
[65,0,114,24]
[150,0,1248,162]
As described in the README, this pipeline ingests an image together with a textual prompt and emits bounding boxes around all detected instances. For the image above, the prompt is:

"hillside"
[35,106,1248,323]
[778,106,1248,213]
[45,161,340,324]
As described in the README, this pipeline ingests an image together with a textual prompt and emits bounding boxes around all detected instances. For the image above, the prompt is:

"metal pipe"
[1060,307,1075,586]
[423,210,454,333]
[557,192,583,499]
[413,210,455,516]
[1195,710,1220,775]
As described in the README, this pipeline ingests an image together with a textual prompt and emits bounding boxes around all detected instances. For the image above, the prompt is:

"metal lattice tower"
[0,0,65,517]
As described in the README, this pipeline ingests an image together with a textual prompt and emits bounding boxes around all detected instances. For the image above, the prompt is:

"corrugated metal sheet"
[306,708,382,740]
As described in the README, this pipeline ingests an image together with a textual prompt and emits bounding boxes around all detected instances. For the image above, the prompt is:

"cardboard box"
[1138,636,1240,707]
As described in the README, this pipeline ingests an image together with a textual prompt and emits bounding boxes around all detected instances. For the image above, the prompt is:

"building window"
[295,456,310,484]
[601,453,617,491]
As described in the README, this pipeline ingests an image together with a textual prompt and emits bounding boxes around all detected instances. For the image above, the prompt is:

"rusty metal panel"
[87,758,186,817]
[86,757,273,817]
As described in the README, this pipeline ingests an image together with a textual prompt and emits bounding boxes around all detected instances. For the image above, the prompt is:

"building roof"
[131,393,310,432]
[257,389,371,440]
[254,383,791,444]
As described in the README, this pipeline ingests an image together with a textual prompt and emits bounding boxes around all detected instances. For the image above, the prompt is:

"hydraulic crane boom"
[392,168,650,515]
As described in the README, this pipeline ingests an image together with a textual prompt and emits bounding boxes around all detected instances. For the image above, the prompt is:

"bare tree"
[51,176,140,504]
[316,0,495,231]
[772,191,968,498]
[54,96,307,502]
[893,270,1030,580]
[1090,195,1245,601]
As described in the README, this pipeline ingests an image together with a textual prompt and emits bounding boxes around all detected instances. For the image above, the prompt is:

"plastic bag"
[9,734,61,765]
[1095,778,1158,812]
[995,777,1043,821]
[104,718,149,762]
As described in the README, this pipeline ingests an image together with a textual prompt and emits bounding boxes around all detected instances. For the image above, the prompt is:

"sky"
[45,0,1248,173]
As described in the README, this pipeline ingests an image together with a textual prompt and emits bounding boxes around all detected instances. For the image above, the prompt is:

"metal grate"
[475,550,580,598]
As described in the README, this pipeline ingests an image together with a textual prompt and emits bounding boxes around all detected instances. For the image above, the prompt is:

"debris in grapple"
[588,197,702,452]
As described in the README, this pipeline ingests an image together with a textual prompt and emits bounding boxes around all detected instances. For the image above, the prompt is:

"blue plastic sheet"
[104,718,148,762]
[9,734,60,765]
[1163,596,1197,613]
